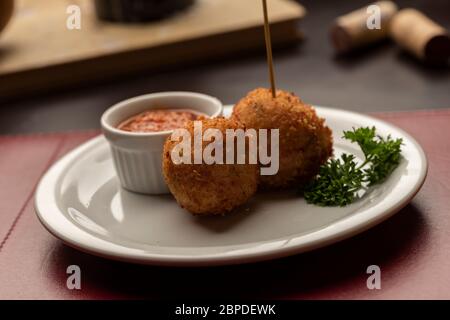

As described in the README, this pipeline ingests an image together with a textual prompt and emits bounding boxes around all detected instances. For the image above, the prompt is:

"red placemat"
[0,110,449,300]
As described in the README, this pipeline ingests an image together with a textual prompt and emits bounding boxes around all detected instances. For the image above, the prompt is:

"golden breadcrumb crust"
[163,117,259,215]
[232,88,333,189]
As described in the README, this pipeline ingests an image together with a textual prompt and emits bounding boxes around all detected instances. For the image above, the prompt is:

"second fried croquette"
[162,117,259,215]
[232,88,333,189]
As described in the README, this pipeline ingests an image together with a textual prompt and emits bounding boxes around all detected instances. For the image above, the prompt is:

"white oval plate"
[35,106,427,266]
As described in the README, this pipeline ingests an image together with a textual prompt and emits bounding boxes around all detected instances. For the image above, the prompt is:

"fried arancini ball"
[232,88,333,189]
[163,117,259,215]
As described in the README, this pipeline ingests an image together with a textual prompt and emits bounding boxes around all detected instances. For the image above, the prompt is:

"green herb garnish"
[304,127,403,206]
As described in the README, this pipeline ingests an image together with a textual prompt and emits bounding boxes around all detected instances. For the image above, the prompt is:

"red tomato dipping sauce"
[117,109,206,133]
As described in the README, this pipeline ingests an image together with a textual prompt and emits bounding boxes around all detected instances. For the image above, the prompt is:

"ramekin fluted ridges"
[101,92,223,194]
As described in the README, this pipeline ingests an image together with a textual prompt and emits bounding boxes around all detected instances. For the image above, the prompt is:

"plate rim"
[34,106,428,266]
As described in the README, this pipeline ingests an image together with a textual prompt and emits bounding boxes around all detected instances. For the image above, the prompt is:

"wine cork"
[390,9,450,64]
[331,1,398,53]
[0,0,14,35]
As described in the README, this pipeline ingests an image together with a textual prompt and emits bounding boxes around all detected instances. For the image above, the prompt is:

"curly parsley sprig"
[304,127,403,207]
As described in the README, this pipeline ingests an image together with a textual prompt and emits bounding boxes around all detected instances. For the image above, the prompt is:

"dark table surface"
[0,0,449,135]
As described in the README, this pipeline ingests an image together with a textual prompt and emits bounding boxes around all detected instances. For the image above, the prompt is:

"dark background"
[0,0,448,134]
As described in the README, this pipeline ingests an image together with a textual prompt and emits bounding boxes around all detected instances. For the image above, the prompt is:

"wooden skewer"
[262,0,277,98]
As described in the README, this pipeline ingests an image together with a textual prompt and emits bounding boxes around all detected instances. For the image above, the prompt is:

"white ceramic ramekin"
[101,92,223,194]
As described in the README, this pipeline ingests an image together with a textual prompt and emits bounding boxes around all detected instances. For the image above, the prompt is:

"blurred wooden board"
[0,0,305,98]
